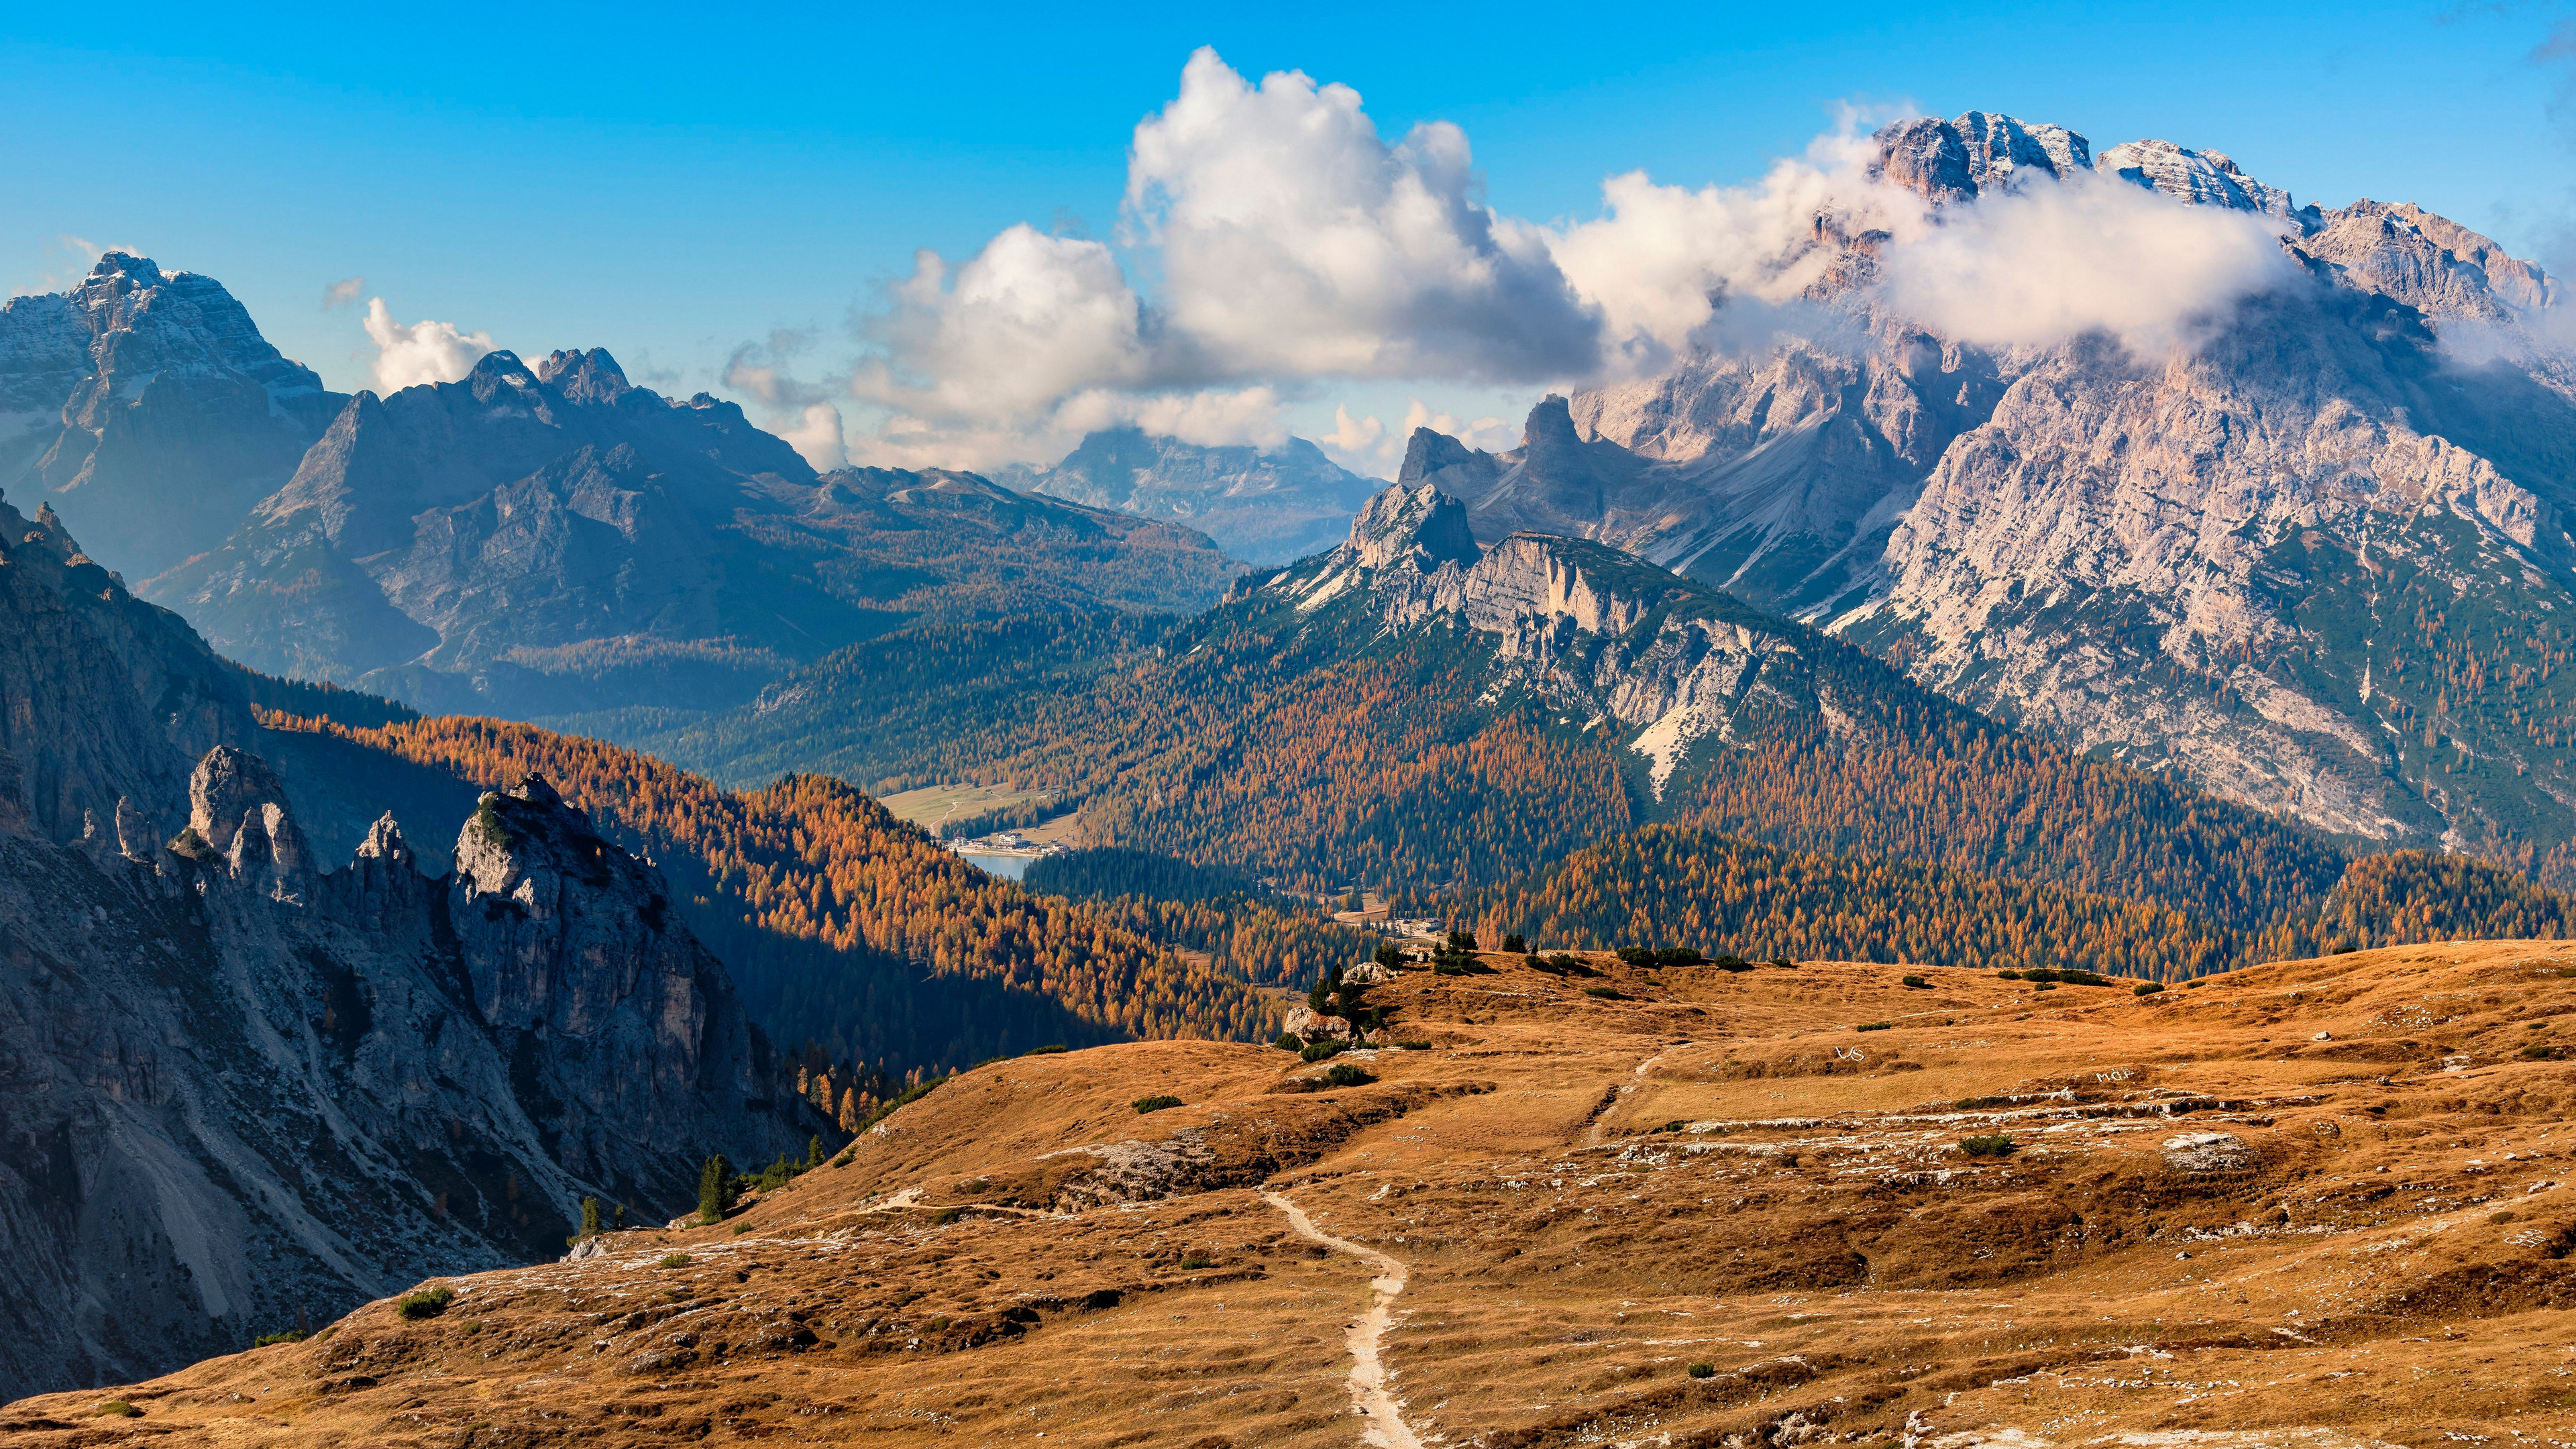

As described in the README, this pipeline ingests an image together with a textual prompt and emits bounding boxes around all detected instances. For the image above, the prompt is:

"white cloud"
[777,402,849,472]
[1124,48,1597,383]
[804,55,2341,472]
[837,48,1599,469]
[321,276,365,310]
[1545,129,1888,370]
[1870,168,2300,354]
[1316,397,1517,477]
[1059,385,1288,449]
[361,297,496,392]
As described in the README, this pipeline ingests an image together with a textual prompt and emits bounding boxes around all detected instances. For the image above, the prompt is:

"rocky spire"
[186,745,313,903]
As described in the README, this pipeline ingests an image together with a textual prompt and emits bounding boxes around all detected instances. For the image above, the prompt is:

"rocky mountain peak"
[1872,111,2088,203]
[2094,137,2309,224]
[1000,425,1379,565]
[1344,482,1481,574]
[187,744,315,900]
[536,347,635,405]
[3,252,344,578]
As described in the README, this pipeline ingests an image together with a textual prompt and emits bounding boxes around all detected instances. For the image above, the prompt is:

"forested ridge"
[260,712,1293,1067]
[1461,826,2576,981]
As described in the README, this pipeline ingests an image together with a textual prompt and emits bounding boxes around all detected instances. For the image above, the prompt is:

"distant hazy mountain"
[0,253,345,579]
[1403,110,2576,877]
[996,427,1379,565]
[136,346,1239,718]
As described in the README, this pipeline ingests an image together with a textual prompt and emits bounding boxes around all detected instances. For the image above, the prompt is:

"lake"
[957,852,1033,881]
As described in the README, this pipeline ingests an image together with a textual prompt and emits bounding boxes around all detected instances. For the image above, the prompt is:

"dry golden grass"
[15,942,2576,1447]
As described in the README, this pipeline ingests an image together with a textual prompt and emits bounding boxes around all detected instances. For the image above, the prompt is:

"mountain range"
[1393,110,2576,879]
[993,426,1380,566]
[0,269,1244,722]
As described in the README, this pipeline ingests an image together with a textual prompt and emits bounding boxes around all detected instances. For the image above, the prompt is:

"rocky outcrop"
[1872,110,2090,203]
[0,503,829,1400]
[1000,427,1379,565]
[1268,484,1833,795]
[0,254,344,579]
[2094,138,2311,224]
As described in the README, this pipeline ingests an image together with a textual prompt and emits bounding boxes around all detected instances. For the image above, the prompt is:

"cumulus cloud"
[1124,48,1597,382]
[1871,168,2301,354]
[1317,398,1517,476]
[808,51,2332,470]
[321,276,364,310]
[361,297,497,392]
[776,403,849,472]
[1545,132,1886,369]
[839,49,1600,468]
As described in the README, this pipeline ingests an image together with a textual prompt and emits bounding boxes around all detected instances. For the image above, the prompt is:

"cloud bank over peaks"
[362,297,497,392]
[806,53,2332,472]
[1871,164,2304,354]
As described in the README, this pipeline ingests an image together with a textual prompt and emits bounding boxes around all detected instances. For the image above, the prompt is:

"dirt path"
[1261,1189,1424,1449]
[1582,1046,1674,1146]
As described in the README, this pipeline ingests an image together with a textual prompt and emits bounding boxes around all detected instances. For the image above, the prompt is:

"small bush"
[395,1285,455,1320]
[1024,1044,1069,1055]
[2033,981,2059,992]
[96,1400,140,1418]
[2184,979,2206,988]
[1686,1362,1715,1379]
[2491,1210,2518,1224]
[2330,943,2358,955]
[932,1206,961,1224]
[1770,957,1794,969]
[1900,974,1928,989]
[1323,1063,1376,1087]
[1664,1120,1686,1133]
[2522,1042,2561,1061]
[1996,969,2023,979]
[1615,946,1656,966]
[659,1253,692,1269]
[1180,1253,1214,1269]
[1393,1040,1432,1050]
[733,1223,755,1234]
[253,1329,307,1348]
[1713,954,1754,972]
[1655,947,1705,967]
[1273,1031,1303,1051]
[1960,1134,2016,1157]
[2135,982,2165,997]
[1301,1040,1346,1063]
[1584,985,1625,1000]
[1856,1022,1891,1032]
[1536,953,1597,978]
[1132,1094,1183,1114]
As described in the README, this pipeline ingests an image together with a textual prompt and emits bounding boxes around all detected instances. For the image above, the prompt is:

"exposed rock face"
[0,494,250,847]
[1871,110,2090,203]
[144,347,1240,716]
[2094,138,2311,223]
[1269,484,1848,796]
[1462,109,2576,867]
[1001,427,1379,565]
[0,502,827,1400]
[0,254,343,579]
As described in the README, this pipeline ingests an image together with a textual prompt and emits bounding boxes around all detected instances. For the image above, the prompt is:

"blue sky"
[5,0,2571,474]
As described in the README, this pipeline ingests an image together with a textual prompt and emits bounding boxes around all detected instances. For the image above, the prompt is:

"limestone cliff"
[0,499,828,1400]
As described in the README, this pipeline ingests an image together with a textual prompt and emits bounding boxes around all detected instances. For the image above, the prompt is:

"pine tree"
[580,1196,601,1240]
[697,1155,733,1224]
